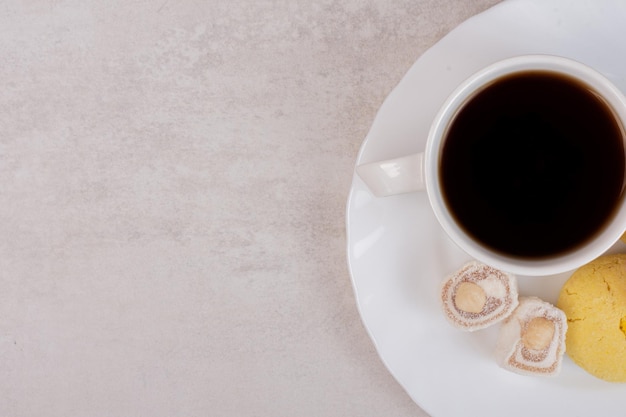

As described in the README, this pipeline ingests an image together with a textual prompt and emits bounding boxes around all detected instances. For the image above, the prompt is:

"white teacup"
[357,55,626,276]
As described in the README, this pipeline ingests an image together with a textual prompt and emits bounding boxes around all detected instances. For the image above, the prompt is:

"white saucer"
[346,1,626,416]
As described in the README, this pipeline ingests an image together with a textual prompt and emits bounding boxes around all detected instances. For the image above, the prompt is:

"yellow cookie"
[557,254,626,382]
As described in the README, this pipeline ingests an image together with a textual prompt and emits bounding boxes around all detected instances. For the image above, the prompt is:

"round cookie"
[557,254,626,382]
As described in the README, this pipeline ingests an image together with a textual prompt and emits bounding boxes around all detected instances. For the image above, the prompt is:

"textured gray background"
[1,1,501,416]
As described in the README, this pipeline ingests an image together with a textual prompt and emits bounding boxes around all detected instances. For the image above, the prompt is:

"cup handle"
[356,153,425,197]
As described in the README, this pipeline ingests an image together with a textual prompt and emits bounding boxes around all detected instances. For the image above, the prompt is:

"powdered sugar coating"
[494,296,567,376]
[441,261,519,331]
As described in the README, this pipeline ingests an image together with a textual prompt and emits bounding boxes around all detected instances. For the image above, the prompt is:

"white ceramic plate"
[346,1,626,416]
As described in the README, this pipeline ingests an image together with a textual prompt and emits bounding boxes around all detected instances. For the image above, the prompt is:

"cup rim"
[424,54,626,276]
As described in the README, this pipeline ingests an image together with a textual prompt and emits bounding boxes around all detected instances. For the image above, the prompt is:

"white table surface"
[0,1,501,416]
